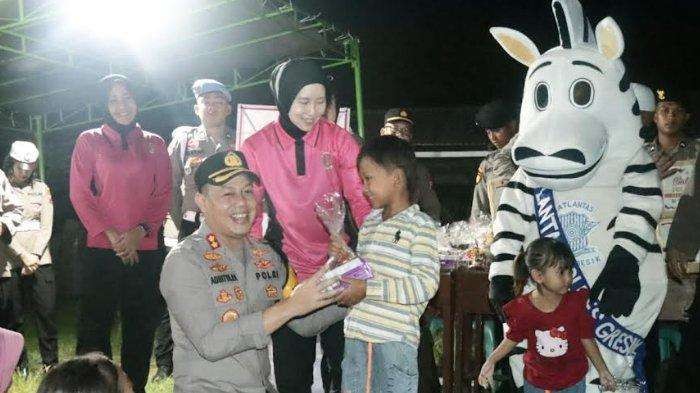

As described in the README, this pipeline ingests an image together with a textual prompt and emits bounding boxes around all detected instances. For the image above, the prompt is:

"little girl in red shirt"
[479,238,616,392]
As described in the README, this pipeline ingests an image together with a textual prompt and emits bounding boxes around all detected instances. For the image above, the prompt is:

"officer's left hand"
[337,279,367,307]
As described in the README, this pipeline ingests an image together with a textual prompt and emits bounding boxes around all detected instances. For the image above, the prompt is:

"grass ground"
[8,302,173,393]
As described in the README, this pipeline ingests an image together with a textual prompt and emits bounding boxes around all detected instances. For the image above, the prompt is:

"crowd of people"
[0,51,696,393]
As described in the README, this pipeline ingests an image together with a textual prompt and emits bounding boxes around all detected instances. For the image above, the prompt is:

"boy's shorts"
[341,338,418,393]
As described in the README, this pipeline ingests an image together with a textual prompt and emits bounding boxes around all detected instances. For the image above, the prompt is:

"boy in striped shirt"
[330,136,439,393]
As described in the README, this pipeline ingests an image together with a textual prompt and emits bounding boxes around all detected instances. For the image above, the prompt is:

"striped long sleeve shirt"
[344,205,439,348]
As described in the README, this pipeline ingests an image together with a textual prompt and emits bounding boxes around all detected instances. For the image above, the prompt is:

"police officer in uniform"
[1,141,57,374]
[470,100,519,220]
[160,151,345,392]
[154,79,237,380]
[642,88,698,390]
[169,79,236,239]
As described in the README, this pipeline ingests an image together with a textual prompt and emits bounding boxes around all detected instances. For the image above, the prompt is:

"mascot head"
[490,0,643,190]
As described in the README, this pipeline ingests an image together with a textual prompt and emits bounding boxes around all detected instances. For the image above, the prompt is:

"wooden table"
[428,266,495,393]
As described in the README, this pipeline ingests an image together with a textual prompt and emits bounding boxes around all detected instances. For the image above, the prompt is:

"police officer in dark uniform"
[470,100,519,220]
[160,151,345,392]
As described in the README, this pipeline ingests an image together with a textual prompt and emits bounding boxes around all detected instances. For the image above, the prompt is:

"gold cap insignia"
[656,89,666,101]
[400,110,408,118]
[224,152,242,167]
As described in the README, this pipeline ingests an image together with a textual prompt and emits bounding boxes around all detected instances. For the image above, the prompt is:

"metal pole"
[347,37,365,137]
[30,114,45,180]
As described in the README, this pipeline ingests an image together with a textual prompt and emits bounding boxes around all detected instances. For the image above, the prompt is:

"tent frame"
[0,0,365,179]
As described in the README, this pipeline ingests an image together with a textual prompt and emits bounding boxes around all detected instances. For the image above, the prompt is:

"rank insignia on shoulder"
[265,284,279,299]
[210,263,228,273]
[233,286,245,301]
[206,233,220,249]
[251,248,268,258]
[221,309,239,323]
[217,290,232,303]
[255,259,272,270]
[203,251,222,261]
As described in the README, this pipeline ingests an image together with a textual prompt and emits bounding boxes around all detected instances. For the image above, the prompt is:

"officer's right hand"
[287,266,342,317]
[489,275,515,321]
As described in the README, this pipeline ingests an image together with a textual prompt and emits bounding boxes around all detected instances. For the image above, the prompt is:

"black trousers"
[76,247,164,393]
[0,274,21,330]
[20,265,58,366]
[152,220,198,371]
[273,320,344,393]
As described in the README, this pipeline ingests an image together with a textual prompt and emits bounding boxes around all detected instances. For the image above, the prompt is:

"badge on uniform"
[251,248,268,258]
[203,251,222,261]
[221,309,239,323]
[255,259,272,270]
[265,284,279,299]
[206,233,220,249]
[233,286,245,301]
[216,290,232,303]
[321,152,333,170]
[209,263,228,272]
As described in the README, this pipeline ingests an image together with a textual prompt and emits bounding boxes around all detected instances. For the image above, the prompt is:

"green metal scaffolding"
[0,0,366,180]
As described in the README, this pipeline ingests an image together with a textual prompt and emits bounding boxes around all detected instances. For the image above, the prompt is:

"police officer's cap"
[195,151,258,192]
[655,87,690,109]
[192,79,232,102]
[384,108,414,125]
[475,100,517,130]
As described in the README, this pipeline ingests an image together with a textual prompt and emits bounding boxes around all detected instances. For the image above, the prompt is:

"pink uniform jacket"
[241,118,370,281]
[70,124,171,250]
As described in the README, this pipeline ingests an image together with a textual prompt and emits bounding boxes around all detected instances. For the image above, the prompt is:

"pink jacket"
[241,119,370,281]
[70,124,171,250]
[0,328,23,393]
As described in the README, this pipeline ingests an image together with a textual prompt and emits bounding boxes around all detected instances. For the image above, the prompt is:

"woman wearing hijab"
[69,74,171,393]
[240,58,370,393]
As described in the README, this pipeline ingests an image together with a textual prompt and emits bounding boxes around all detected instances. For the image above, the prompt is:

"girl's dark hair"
[37,353,125,393]
[358,135,418,200]
[2,154,37,183]
[513,238,576,295]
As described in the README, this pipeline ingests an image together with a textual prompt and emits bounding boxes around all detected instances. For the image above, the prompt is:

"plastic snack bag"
[315,192,373,290]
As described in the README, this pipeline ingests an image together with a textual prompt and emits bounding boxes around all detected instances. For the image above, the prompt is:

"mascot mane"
[490,0,643,191]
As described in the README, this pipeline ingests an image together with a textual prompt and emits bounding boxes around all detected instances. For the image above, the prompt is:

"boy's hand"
[328,234,351,262]
[598,369,616,391]
[337,279,366,307]
[478,359,495,388]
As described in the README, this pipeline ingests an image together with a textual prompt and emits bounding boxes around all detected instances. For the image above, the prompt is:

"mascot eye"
[535,82,549,111]
[570,78,594,108]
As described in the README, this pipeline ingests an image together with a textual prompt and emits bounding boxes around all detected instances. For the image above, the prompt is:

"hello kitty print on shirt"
[535,326,568,358]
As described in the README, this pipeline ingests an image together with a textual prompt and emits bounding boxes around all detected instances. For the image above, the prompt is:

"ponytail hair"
[512,238,576,295]
[513,251,530,295]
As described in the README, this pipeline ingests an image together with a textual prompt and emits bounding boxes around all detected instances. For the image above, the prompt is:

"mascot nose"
[514,147,586,165]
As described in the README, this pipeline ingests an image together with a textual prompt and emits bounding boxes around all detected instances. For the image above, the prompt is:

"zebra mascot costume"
[488,0,666,390]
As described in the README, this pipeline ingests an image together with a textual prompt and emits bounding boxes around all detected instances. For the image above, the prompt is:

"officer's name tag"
[255,270,279,280]
[210,273,238,285]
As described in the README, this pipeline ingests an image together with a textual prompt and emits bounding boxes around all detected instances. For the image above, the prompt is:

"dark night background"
[296,0,700,109]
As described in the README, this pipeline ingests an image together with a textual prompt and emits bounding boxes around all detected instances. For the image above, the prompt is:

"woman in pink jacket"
[69,74,170,393]
[241,58,370,393]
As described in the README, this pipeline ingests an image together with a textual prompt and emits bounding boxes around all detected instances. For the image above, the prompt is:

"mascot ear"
[490,27,540,67]
[595,17,624,60]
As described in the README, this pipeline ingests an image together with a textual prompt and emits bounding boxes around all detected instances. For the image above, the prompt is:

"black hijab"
[100,74,138,150]
[269,58,328,175]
